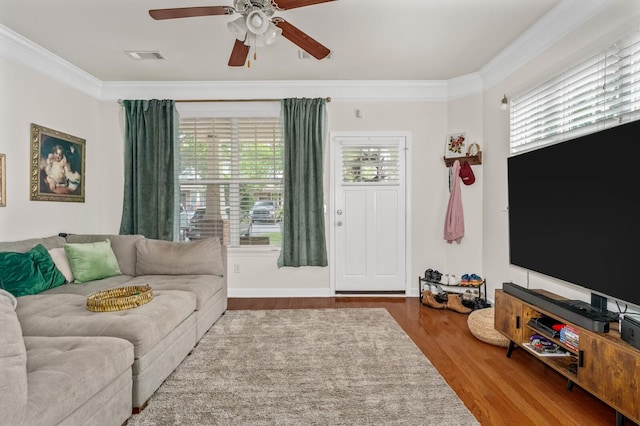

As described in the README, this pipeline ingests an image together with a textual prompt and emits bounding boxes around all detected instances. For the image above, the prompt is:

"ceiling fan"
[149,0,335,67]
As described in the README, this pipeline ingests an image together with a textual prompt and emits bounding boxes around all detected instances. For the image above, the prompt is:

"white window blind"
[510,31,640,154]
[178,117,283,247]
[341,145,400,184]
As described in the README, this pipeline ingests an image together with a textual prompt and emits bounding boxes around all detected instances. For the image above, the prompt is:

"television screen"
[508,119,640,308]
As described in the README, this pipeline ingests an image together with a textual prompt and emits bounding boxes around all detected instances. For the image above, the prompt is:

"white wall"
[482,0,640,310]
[0,57,123,240]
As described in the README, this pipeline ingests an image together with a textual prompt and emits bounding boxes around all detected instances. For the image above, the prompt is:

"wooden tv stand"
[495,289,640,425]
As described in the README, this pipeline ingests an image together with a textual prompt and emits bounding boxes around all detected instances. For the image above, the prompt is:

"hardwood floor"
[228,297,634,426]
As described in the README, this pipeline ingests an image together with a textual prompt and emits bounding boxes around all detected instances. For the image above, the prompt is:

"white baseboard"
[229,287,421,298]
[228,287,333,298]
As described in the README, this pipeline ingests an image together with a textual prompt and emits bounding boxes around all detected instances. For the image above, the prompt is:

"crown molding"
[0,24,102,98]
[100,79,450,102]
[479,0,615,90]
[447,73,483,100]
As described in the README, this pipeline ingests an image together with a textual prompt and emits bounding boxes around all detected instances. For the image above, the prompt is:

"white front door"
[331,134,407,293]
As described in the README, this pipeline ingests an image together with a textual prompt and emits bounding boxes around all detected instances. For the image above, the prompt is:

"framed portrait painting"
[0,153,5,207]
[445,132,467,158]
[30,123,85,202]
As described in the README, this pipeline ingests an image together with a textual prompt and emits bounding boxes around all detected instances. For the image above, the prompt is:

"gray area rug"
[128,308,478,425]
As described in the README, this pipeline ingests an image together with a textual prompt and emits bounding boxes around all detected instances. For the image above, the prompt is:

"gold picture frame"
[30,123,85,202]
[0,153,6,207]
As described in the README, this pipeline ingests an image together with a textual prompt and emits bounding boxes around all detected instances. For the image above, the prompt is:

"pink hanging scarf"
[444,160,464,244]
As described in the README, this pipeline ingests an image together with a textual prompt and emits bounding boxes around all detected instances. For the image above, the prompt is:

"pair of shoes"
[424,268,442,283]
[430,283,444,295]
[446,294,472,314]
[461,289,477,302]
[422,290,446,309]
[469,274,483,286]
[460,273,483,286]
[421,292,471,314]
[439,274,459,285]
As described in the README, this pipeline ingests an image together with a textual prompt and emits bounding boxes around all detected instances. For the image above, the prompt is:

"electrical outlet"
[233,264,240,273]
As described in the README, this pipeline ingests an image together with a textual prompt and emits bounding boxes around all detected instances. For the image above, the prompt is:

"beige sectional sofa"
[0,234,227,426]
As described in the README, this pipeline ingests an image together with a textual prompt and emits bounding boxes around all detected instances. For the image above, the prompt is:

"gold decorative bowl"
[86,285,153,312]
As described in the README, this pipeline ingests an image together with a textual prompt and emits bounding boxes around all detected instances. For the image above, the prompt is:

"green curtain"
[278,98,328,267]
[120,99,177,240]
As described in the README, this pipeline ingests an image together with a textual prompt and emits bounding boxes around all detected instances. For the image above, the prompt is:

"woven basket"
[87,285,153,312]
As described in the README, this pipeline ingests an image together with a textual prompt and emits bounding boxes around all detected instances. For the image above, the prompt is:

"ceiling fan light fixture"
[246,9,270,34]
[263,22,282,45]
[244,32,257,47]
[227,16,248,40]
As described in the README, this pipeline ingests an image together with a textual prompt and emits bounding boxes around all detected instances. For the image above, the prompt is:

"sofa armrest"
[0,290,28,425]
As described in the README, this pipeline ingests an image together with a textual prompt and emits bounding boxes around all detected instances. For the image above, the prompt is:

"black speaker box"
[621,315,640,350]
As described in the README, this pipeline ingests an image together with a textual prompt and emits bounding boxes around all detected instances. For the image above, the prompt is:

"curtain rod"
[117,97,331,104]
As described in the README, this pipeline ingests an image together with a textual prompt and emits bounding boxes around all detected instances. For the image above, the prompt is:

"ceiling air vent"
[125,51,166,60]
[298,50,332,60]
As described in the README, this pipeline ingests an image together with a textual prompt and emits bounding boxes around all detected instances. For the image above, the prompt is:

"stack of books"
[560,325,580,351]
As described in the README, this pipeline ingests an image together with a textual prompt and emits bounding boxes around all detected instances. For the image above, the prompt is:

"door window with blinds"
[341,144,400,184]
[177,103,283,247]
[510,30,640,154]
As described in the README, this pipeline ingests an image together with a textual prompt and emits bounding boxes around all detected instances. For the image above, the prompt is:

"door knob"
[337,221,343,226]
[337,210,343,215]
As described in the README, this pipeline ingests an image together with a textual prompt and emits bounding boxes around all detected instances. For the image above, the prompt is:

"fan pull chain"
[247,48,258,68]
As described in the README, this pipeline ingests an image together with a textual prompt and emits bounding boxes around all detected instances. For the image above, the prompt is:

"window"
[341,144,400,184]
[510,31,640,154]
[178,114,283,247]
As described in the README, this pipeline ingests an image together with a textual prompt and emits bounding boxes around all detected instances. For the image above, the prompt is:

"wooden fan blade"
[274,19,330,60]
[228,39,250,67]
[274,0,336,10]
[149,6,232,20]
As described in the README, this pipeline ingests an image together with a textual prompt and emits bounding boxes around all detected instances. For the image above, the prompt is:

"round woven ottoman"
[467,307,510,347]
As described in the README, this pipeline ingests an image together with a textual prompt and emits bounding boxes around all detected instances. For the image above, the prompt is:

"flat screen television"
[507,119,640,312]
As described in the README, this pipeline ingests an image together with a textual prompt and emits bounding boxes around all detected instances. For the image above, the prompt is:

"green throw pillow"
[0,247,52,297]
[64,239,122,283]
[30,244,67,289]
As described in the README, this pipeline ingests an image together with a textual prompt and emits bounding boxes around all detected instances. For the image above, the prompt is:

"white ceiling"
[1,0,563,82]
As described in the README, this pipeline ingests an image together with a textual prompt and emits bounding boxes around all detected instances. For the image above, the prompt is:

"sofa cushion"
[64,240,121,283]
[65,234,144,276]
[136,237,224,276]
[0,245,66,297]
[41,274,134,296]
[127,274,225,311]
[0,288,18,309]
[22,335,133,426]
[16,290,196,358]
[0,289,28,425]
